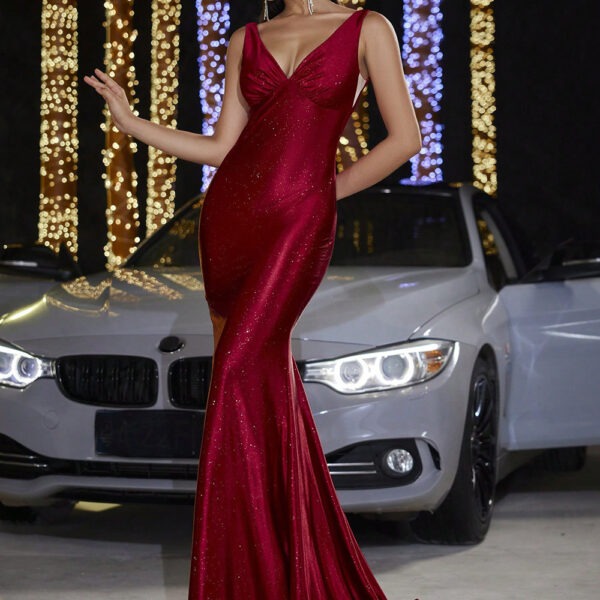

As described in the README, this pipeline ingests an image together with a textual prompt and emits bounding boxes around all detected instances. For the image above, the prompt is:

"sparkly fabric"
[190,9,387,599]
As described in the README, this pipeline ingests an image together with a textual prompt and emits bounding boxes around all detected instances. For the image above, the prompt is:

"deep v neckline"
[251,10,362,81]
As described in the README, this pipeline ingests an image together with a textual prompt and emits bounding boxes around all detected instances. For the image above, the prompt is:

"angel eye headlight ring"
[302,339,456,394]
[0,339,55,389]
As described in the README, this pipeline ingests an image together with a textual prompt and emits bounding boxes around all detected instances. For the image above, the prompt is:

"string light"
[112,268,183,300]
[163,272,205,291]
[196,1,230,192]
[401,0,444,184]
[39,0,79,256]
[61,277,110,300]
[146,0,182,236]
[102,0,141,269]
[470,0,497,196]
[55,273,178,309]
[59,269,188,303]
[336,0,370,172]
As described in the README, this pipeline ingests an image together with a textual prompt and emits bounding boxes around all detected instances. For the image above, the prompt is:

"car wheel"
[410,354,499,544]
[536,446,587,472]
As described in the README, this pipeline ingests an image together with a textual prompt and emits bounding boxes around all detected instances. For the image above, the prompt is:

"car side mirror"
[0,243,82,281]
[519,239,600,283]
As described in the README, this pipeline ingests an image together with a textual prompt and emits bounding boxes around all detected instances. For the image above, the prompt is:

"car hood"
[0,265,479,347]
[0,273,59,317]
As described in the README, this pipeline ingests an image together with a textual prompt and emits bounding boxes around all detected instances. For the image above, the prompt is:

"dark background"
[0,0,597,274]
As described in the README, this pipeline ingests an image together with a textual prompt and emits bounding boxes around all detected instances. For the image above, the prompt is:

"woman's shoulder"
[362,9,394,31]
[361,9,398,49]
[228,22,251,47]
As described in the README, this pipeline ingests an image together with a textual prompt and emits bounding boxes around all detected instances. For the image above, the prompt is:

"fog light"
[384,448,414,475]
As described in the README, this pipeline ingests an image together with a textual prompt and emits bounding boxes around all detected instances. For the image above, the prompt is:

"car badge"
[158,336,185,353]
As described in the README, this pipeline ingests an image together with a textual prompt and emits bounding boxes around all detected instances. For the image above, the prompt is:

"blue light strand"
[400,0,444,184]
[196,1,230,192]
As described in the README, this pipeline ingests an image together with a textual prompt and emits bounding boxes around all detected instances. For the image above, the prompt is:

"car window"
[127,191,471,269]
[330,191,471,267]
[474,206,518,290]
[127,201,202,268]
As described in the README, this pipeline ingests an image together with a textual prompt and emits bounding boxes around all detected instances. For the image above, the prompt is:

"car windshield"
[127,189,471,269]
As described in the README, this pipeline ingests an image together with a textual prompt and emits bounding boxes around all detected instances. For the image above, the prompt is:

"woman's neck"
[281,0,331,17]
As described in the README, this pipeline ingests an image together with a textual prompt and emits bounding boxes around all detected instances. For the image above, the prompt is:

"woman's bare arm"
[335,11,422,201]
[83,26,249,168]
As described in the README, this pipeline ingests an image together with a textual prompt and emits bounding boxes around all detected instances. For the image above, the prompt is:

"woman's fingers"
[83,79,101,93]
[84,75,122,105]
[94,68,123,94]
[83,69,134,134]
[84,74,107,91]
[83,69,117,94]
[83,75,99,87]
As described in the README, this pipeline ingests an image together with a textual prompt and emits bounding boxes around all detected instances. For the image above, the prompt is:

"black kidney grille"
[56,355,158,407]
[169,357,212,409]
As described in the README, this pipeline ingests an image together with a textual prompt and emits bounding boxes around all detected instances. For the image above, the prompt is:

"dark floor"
[1,448,599,599]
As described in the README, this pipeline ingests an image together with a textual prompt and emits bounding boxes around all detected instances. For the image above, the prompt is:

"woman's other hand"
[83,68,137,135]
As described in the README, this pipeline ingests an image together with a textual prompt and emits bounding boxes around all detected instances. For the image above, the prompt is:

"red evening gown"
[190,8,387,599]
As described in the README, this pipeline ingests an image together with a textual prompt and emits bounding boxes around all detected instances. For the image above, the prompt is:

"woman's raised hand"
[83,68,137,135]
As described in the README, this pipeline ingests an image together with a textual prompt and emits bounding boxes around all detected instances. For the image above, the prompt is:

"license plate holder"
[95,410,204,459]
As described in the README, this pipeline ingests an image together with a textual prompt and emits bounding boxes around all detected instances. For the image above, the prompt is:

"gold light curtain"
[146,0,182,237]
[36,1,379,265]
[102,0,140,268]
[39,0,79,256]
[470,0,497,196]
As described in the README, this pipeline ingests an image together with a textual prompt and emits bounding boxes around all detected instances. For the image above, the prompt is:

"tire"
[536,446,587,472]
[410,354,499,544]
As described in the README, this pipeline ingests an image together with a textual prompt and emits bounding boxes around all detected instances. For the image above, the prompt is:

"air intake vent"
[169,357,212,409]
[56,355,158,407]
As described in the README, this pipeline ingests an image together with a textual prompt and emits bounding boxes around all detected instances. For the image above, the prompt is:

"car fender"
[408,287,511,453]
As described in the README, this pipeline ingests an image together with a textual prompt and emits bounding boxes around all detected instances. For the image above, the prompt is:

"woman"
[85,0,421,597]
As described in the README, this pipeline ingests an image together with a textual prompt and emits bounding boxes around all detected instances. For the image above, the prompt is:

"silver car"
[1,183,599,544]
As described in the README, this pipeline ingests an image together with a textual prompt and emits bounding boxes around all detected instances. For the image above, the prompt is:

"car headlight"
[0,340,55,389]
[302,339,455,394]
